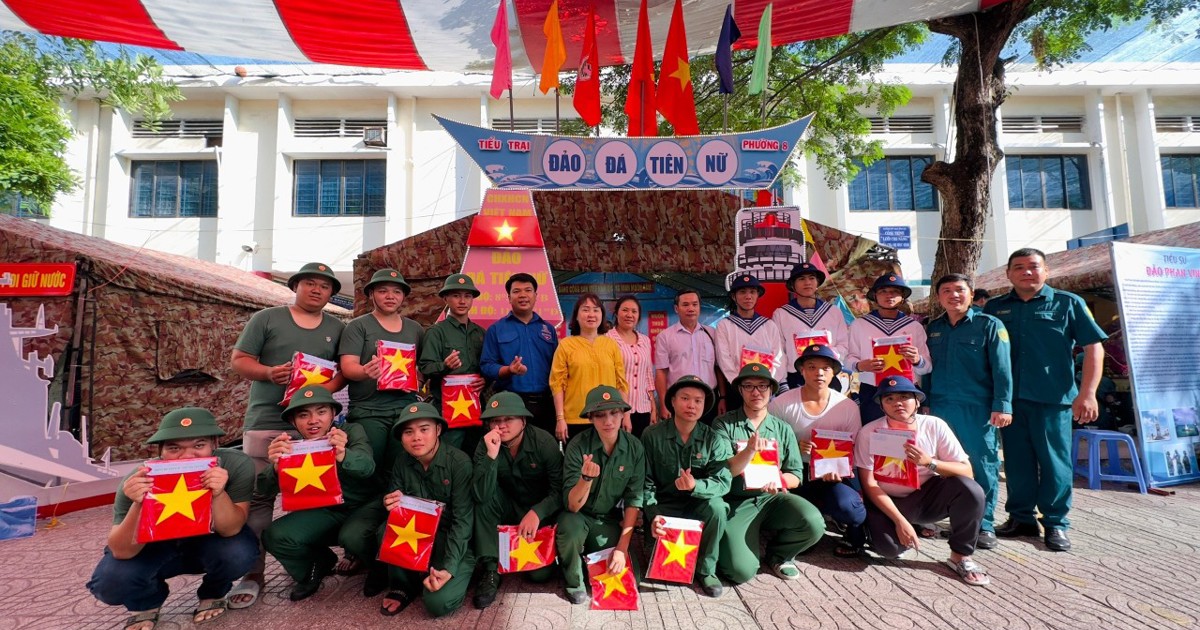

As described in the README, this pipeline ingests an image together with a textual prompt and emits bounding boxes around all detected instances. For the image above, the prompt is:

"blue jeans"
[88,525,259,611]
[798,478,867,547]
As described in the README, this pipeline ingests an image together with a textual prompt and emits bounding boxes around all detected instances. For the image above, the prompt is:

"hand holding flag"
[280,352,336,404]
[646,516,702,584]
[136,457,218,543]
[586,548,639,610]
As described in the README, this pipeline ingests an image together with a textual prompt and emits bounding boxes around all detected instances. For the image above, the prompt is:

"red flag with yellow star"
[466,214,544,247]
[277,439,343,512]
[739,346,777,372]
[442,374,482,429]
[737,438,784,490]
[646,517,702,584]
[810,429,854,479]
[378,495,443,571]
[136,457,216,543]
[280,352,336,405]
[586,548,639,610]
[497,524,557,574]
[792,330,832,359]
[871,427,919,489]
[872,335,914,382]
[655,0,699,135]
[377,340,418,392]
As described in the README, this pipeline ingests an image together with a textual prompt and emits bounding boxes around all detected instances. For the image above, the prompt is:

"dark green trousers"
[473,492,555,582]
[643,496,726,579]
[555,511,635,591]
[718,493,823,584]
[261,501,382,582]
[1003,399,1074,528]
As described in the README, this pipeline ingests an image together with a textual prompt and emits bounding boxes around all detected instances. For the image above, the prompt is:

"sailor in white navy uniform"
[846,273,930,423]
[715,274,786,409]
[772,262,850,390]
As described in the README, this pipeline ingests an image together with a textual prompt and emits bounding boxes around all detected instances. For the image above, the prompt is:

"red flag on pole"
[573,6,601,127]
[442,374,482,429]
[377,340,418,392]
[497,525,557,573]
[136,457,216,543]
[646,517,702,584]
[277,439,344,512]
[586,548,639,610]
[280,352,336,405]
[378,495,443,572]
[489,0,512,99]
[624,0,657,137]
[656,0,700,135]
[872,335,915,382]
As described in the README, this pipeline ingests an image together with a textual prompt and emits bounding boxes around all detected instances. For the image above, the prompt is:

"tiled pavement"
[3,480,1198,630]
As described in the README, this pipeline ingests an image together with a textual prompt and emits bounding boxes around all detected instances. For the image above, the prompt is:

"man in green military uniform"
[230,261,345,608]
[641,375,732,597]
[376,403,474,617]
[420,273,487,453]
[985,248,1108,552]
[925,273,1013,550]
[713,363,824,584]
[87,408,257,630]
[557,385,647,604]
[259,385,381,601]
[470,391,563,609]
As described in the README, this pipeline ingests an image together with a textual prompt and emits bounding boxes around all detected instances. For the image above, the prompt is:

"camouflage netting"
[0,215,349,460]
[356,190,900,323]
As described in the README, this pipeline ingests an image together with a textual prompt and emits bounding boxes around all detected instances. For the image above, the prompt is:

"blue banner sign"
[434,114,812,191]
[878,226,911,250]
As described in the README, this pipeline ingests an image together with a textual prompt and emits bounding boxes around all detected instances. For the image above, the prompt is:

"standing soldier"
[772,262,850,390]
[925,273,1013,550]
[846,273,931,424]
[986,249,1107,552]
[419,273,486,453]
[716,275,786,408]
[654,290,724,423]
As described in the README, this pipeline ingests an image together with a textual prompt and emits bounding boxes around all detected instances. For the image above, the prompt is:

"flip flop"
[380,591,414,616]
[192,599,227,624]
[124,610,158,629]
[948,558,991,586]
[226,576,262,609]
[832,542,862,558]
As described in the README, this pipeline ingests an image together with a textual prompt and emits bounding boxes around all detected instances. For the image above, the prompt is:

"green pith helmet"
[364,268,411,296]
[579,385,632,418]
[439,273,480,297]
[391,402,448,438]
[731,362,779,396]
[147,407,226,445]
[666,375,715,417]
[281,385,343,423]
[481,391,533,420]
[289,262,341,294]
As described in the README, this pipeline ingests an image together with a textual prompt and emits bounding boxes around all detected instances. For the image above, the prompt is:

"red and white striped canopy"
[0,0,1008,72]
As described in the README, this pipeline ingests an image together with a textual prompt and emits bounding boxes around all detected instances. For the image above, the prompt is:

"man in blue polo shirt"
[985,248,1107,552]
[481,272,560,435]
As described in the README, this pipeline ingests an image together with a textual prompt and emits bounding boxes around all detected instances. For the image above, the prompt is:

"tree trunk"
[923,0,1033,285]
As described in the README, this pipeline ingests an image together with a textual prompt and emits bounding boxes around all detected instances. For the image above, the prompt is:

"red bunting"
[738,438,784,490]
[497,525,557,574]
[442,374,482,429]
[280,352,336,405]
[377,340,418,392]
[810,429,854,479]
[136,457,216,543]
[277,440,343,512]
[646,517,702,584]
[378,495,443,571]
[872,335,914,382]
[586,548,639,610]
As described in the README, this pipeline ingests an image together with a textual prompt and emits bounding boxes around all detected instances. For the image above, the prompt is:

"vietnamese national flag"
[136,457,216,543]
[280,352,336,405]
[737,438,784,490]
[377,341,418,392]
[872,335,914,382]
[586,548,639,610]
[573,6,601,127]
[871,428,919,489]
[792,330,832,358]
[498,525,557,574]
[277,439,344,512]
[624,0,657,137]
[647,517,702,584]
[378,495,443,572]
[442,374,482,429]
[489,0,512,99]
[656,0,700,135]
[810,429,854,479]
[466,214,545,247]
[739,346,776,372]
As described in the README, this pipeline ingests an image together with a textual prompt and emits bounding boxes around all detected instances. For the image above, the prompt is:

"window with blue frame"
[130,160,218,218]
[293,160,386,217]
[0,191,48,218]
[1161,154,1200,208]
[848,155,937,211]
[1005,155,1091,210]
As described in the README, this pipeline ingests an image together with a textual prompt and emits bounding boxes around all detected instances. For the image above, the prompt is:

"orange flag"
[573,5,601,127]
[277,439,343,512]
[498,525,557,573]
[586,548,639,610]
[378,495,443,572]
[656,0,699,135]
[872,335,914,382]
[377,340,418,392]
[280,352,336,404]
[646,517,702,584]
[539,0,566,94]
[624,0,657,136]
[136,457,216,543]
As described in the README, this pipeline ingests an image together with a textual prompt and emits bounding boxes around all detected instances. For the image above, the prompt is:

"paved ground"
[2,478,1197,630]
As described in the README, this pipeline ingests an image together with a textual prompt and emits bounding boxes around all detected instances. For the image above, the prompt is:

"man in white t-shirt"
[854,377,989,586]
[768,344,864,556]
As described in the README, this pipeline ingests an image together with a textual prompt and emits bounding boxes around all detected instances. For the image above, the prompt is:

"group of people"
[87,247,1108,628]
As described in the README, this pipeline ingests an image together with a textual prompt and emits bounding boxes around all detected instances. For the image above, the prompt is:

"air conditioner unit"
[363,126,387,147]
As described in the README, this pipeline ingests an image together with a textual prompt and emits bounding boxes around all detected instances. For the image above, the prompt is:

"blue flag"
[716,5,741,95]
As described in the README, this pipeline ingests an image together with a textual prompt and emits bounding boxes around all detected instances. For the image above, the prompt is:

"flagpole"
[759,89,767,127]
[508,90,515,132]
[723,96,729,133]
[555,87,560,133]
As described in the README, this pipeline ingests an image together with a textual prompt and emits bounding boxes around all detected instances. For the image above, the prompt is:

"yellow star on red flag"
[388,515,432,553]
[596,567,630,598]
[385,350,413,374]
[814,441,851,460]
[298,366,328,386]
[494,220,518,242]
[281,452,333,492]
[878,346,907,373]
[509,536,544,570]
[154,475,208,525]
[669,58,691,88]
[445,390,477,421]
[660,531,697,568]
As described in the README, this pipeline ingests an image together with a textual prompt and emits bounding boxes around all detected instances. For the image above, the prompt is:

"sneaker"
[699,574,723,598]
[565,587,589,605]
[472,571,501,609]
[770,561,801,580]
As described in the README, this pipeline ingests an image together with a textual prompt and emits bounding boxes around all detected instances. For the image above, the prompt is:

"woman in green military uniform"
[259,385,381,602]
[419,273,487,453]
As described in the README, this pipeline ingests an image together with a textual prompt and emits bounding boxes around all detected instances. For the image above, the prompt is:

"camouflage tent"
[355,189,898,322]
[0,215,348,460]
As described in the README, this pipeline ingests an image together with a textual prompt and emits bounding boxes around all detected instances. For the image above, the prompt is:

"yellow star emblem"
[387,515,432,553]
[878,346,907,373]
[281,452,333,492]
[385,349,413,375]
[445,390,477,420]
[660,531,698,568]
[153,475,209,525]
[669,58,691,88]
[298,366,328,386]
[814,441,850,460]
[494,220,517,242]
[878,456,910,477]
[596,567,629,598]
[509,535,544,570]
[749,451,774,466]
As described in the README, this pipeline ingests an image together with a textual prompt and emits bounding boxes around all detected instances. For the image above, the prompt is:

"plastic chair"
[1070,429,1148,494]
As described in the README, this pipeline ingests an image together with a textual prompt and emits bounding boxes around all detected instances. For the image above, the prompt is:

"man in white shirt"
[772,262,850,390]
[654,290,725,423]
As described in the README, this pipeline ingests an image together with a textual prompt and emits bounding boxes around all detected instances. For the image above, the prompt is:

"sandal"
[226,575,263,609]
[124,610,158,630]
[917,524,939,539]
[948,557,991,586]
[192,599,227,624]
[380,591,414,616]
[832,542,862,558]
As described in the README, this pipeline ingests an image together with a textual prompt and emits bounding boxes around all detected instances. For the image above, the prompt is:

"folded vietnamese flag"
[278,439,343,512]
[737,438,784,490]
[646,517,702,584]
[136,457,216,543]
[871,428,919,489]
[792,329,832,358]
[739,345,776,372]
[872,335,914,381]
[498,524,556,574]
[280,352,336,405]
[377,340,418,392]
[586,548,639,610]
[378,495,443,572]
[442,374,482,429]
[810,429,854,479]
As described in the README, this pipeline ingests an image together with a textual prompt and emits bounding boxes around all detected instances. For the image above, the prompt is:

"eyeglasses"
[739,383,772,393]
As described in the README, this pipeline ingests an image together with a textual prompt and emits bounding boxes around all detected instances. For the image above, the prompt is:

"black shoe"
[976,530,998,550]
[473,571,501,609]
[1044,527,1071,552]
[995,519,1040,538]
[290,555,335,601]
[362,562,388,598]
[699,574,723,598]
[565,588,588,605]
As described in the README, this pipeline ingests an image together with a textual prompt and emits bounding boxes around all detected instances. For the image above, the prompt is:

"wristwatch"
[926,459,940,475]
